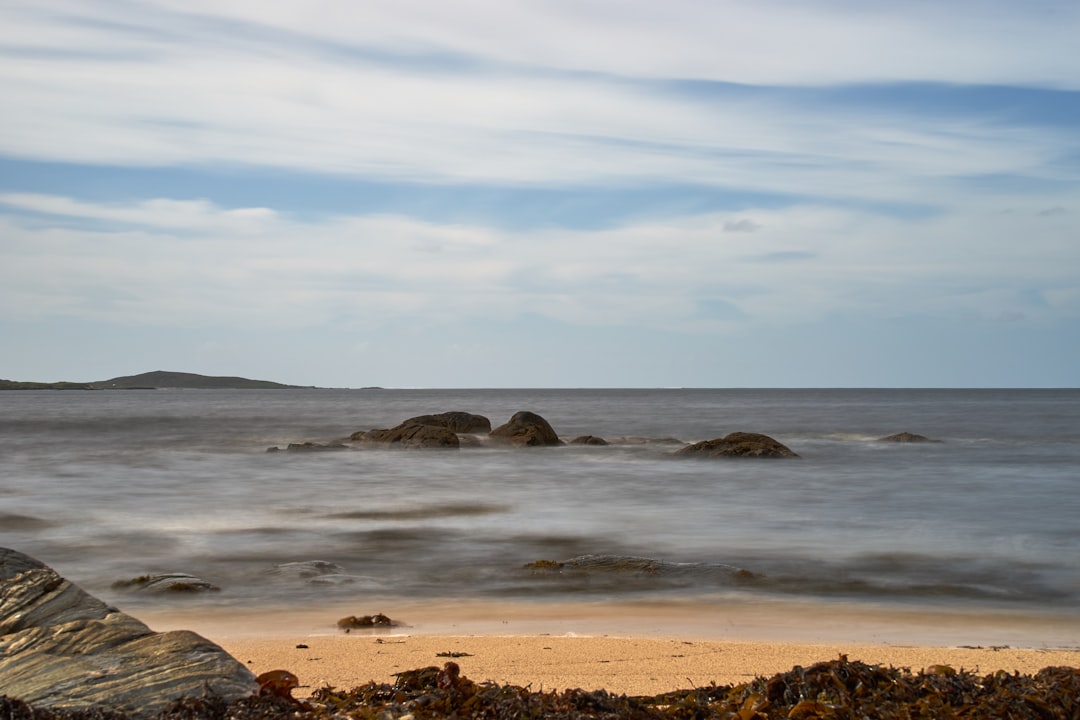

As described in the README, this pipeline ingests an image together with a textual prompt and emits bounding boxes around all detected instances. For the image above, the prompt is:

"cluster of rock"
[267,409,816,457]
[0,548,257,717]
[264,405,941,458]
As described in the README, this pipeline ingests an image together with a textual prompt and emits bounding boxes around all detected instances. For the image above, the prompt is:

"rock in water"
[489,411,563,447]
[357,422,461,448]
[878,431,937,443]
[0,547,257,717]
[400,411,492,433]
[676,432,799,458]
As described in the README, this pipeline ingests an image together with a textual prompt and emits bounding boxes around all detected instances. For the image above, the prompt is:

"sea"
[3,388,1079,646]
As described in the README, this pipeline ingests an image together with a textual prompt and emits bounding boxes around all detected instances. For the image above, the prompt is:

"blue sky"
[2,1,1078,388]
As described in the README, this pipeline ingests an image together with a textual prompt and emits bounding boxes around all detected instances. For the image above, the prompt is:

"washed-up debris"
[4,656,1079,719]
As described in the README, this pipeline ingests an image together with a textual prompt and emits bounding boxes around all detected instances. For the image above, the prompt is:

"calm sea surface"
[3,388,1078,638]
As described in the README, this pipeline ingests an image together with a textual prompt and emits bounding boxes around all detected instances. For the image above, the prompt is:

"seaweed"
[3,657,1078,720]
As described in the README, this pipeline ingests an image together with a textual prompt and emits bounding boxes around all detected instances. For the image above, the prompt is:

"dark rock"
[401,411,492,434]
[285,441,348,452]
[356,422,460,449]
[676,432,799,458]
[350,411,490,449]
[110,573,220,593]
[0,547,257,717]
[570,435,609,446]
[489,411,563,447]
[878,432,937,443]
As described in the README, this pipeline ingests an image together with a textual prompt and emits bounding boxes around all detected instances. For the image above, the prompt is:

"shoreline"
[132,596,1080,647]
[134,598,1080,697]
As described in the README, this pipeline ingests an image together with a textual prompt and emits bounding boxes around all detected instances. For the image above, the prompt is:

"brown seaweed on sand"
[5,656,1080,720]
[336,613,396,630]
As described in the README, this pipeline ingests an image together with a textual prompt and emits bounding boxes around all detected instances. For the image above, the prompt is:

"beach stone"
[878,431,937,443]
[676,432,799,458]
[489,411,563,447]
[0,547,257,717]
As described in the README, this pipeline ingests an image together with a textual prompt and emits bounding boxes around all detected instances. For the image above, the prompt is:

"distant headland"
[0,370,313,390]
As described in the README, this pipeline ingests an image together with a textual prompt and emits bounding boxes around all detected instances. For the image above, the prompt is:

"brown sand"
[219,634,1080,698]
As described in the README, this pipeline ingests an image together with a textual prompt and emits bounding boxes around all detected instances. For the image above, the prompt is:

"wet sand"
[135,598,1080,697]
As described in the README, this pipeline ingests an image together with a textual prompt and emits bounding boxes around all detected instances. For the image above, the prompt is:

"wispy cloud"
[1,1,1078,386]
[3,2,1077,206]
[2,194,1074,335]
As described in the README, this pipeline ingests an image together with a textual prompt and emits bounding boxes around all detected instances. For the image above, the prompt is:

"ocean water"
[2,388,1079,640]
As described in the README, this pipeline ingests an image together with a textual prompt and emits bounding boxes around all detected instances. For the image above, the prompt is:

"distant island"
[0,370,312,390]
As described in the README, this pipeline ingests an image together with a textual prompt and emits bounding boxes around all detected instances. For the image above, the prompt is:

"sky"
[2,1,1078,388]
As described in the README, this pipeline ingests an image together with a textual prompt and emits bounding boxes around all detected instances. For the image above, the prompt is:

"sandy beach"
[136,599,1080,697]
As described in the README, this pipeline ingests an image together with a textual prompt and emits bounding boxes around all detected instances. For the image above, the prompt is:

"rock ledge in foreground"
[0,547,257,718]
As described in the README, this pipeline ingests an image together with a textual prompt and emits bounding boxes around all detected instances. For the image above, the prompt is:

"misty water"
[3,388,1079,641]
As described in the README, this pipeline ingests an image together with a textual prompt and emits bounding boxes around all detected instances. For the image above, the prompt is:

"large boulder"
[351,411,491,449]
[676,432,799,458]
[0,548,257,717]
[401,411,492,434]
[354,422,461,448]
[489,411,563,447]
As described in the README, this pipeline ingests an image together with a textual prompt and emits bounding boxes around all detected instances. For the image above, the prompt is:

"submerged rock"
[570,435,609,445]
[0,547,257,717]
[287,441,349,451]
[878,431,938,443]
[264,560,346,579]
[264,561,379,588]
[111,572,221,593]
[266,441,348,452]
[489,411,563,447]
[523,554,756,583]
[676,432,799,458]
[608,436,686,446]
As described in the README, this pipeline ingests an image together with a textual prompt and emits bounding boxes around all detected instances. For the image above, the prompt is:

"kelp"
[3,656,1078,720]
